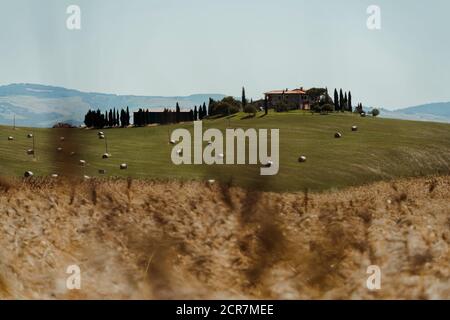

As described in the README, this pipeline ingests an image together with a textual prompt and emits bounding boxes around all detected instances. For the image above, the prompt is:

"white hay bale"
[98,169,106,174]
[102,153,110,159]
[27,133,33,138]
[360,112,366,117]
[56,147,63,152]
[120,163,128,170]
[263,160,274,168]
[26,149,34,155]
[176,149,183,156]
[208,179,215,184]
[24,171,33,178]
[98,131,104,136]
[83,175,91,180]
[7,136,14,141]
[298,156,307,163]
[351,126,358,132]
[334,132,342,138]
[99,134,105,140]
[79,160,86,166]
[51,174,58,178]
[169,139,176,145]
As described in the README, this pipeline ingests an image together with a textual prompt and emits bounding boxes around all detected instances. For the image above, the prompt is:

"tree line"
[333,89,353,112]
[84,107,131,128]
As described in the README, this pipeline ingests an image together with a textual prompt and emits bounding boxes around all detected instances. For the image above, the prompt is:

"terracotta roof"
[265,88,306,95]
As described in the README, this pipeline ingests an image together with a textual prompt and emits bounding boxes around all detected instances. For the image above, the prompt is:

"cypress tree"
[202,102,207,117]
[242,87,247,110]
[194,106,198,121]
[339,89,344,112]
[344,92,348,111]
[334,89,339,111]
[348,91,353,112]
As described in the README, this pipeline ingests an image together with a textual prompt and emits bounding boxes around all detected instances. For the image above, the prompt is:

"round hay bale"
[176,149,183,156]
[208,179,215,184]
[169,139,176,145]
[26,149,34,155]
[351,126,358,132]
[98,169,106,175]
[120,163,128,170]
[51,174,58,178]
[24,171,34,178]
[298,156,307,163]
[102,153,110,159]
[263,160,274,168]
[7,136,14,141]
[56,147,63,152]
[79,160,86,166]
[334,132,342,138]
[98,131,104,136]
[83,175,91,180]
[99,134,105,140]
[360,112,366,117]
[27,133,33,138]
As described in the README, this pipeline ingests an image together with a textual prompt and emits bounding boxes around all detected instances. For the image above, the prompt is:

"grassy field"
[1,111,450,192]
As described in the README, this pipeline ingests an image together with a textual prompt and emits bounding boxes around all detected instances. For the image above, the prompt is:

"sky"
[0,0,449,110]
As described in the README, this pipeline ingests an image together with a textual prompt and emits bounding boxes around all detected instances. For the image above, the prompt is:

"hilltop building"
[264,87,318,110]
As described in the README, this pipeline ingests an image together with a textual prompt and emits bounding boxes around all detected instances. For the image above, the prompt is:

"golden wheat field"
[0,175,449,300]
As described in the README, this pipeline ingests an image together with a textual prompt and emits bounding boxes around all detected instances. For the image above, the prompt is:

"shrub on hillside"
[372,108,380,117]
[210,96,241,116]
[244,104,258,114]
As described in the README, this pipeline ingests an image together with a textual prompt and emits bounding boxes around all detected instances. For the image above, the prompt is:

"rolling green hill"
[1,111,449,192]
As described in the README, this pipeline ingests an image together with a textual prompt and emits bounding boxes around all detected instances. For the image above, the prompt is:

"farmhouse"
[264,87,314,110]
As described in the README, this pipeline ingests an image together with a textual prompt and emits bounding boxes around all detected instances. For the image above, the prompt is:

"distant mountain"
[0,83,226,127]
[379,102,450,123]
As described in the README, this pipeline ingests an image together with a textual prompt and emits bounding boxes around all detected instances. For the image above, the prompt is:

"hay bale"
[102,153,110,159]
[79,160,86,166]
[120,163,128,170]
[360,112,366,117]
[98,169,106,175]
[56,147,63,152]
[24,171,33,178]
[298,156,307,163]
[169,139,176,145]
[263,160,274,168]
[99,134,105,140]
[334,132,342,138]
[176,149,183,156]
[83,175,91,180]
[51,174,58,178]
[351,126,358,132]
[98,131,104,136]
[26,149,34,155]
[27,133,33,138]
[7,136,14,141]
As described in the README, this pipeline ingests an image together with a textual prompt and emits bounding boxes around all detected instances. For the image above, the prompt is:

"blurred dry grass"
[0,175,449,299]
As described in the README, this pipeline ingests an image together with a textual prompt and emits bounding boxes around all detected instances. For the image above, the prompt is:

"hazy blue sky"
[0,0,449,109]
